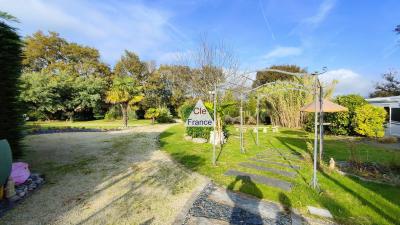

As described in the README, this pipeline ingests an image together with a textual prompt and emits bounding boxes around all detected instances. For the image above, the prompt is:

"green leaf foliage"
[156,107,173,123]
[354,104,387,137]
[144,108,160,124]
[252,65,305,88]
[106,76,143,127]
[19,72,107,121]
[0,11,18,22]
[114,50,147,81]
[326,94,368,135]
[0,21,24,158]
[23,31,111,77]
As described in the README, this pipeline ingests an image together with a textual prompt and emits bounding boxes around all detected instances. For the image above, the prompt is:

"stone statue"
[329,158,336,171]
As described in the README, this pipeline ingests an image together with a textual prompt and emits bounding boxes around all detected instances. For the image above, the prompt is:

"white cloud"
[304,0,336,27]
[290,0,336,36]
[0,0,187,65]
[263,46,303,59]
[321,69,374,97]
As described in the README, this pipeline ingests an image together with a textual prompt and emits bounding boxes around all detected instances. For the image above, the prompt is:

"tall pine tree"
[0,13,24,158]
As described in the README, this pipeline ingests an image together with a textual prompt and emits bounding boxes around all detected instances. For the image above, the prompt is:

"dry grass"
[1,124,207,225]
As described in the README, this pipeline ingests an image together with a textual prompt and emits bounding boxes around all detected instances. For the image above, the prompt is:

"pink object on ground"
[10,162,30,185]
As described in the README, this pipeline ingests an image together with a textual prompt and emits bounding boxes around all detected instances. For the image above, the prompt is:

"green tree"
[326,94,367,135]
[114,50,147,82]
[158,65,191,115]
[23,31,111,77]
[259,73,321,128]
[20,31,111,120]
[19,72,107,121]
[62,74,107,121]
[0,13,24,157]
[106,76,143,127]
[19,72,62,120]
[370,70,400,97]
[252,65,305,88]
[144,108,160,124]
[354,105,387,138]
[221,90,239,117]
[141,70,172,110]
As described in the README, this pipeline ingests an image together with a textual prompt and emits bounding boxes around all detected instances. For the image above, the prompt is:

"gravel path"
[183,183,292,225]
[0,124,208,225]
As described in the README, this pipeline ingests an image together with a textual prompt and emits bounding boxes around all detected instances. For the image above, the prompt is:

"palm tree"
[144,108,160,124]
[106,76,143,127]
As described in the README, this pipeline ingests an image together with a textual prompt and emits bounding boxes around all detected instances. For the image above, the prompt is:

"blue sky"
[1,0,399,96]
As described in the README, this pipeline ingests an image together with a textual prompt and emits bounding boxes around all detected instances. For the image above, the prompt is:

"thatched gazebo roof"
[301,99,348,113]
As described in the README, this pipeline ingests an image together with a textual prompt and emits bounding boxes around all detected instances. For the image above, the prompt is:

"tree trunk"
[152,117,155,124]
[67,111,74,122]
[217,116,222,148]
[121,103,128,128]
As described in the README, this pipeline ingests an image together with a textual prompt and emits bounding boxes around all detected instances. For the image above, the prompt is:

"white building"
[366,96,400,136]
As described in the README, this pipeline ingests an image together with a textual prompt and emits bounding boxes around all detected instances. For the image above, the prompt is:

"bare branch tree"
[177,35,241,97]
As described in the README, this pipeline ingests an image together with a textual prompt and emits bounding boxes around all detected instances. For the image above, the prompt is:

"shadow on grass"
[169,152,206,172]
[227,175,263,223]
[279,130,308,136]
[273,136,307,157]
[273,135,399,224]
[348,176,400,207]
[320,170,399,225]
[216,145,224,162]
[267,139,309,185]
[158,131,175,144]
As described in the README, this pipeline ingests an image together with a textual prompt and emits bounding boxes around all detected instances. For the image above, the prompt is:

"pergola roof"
[301,99,348,112]
[366,96,400,108]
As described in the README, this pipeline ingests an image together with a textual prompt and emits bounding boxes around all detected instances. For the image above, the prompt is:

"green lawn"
[25,119,154,133]
[160,124,400,225]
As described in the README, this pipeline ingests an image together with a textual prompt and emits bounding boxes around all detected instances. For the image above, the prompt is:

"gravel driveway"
[0,124,208,225]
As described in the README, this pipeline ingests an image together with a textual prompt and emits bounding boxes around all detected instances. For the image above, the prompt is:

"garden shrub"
[326,94,367,135]
[145,108,160,124]
[127,107,137,120]
[232,116,241,124]
[156,107,173,123]
[303,113,316,132]
[104,105,122,121]
[247,116,256,125]
[304,94,368,135]
[178,101,195,121]
[354,104,387,138]
[224,115,234,125]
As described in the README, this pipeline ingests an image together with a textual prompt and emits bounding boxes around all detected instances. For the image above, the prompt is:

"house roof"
[366,96,400,108]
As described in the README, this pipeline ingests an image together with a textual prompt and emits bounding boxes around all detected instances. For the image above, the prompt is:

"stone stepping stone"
[258,151,302,159]
[250,158,300,170]
[224,170,292,191]
[256,154,303,163]
[307,206,333,218]
[207,186,290,221]
[239,162,296,178]
[258,150,303,159]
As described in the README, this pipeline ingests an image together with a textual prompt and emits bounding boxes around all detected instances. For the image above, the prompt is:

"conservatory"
[366,95,400,136]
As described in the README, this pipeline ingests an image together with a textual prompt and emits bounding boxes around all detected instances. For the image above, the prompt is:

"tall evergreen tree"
[0,13,24,158]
